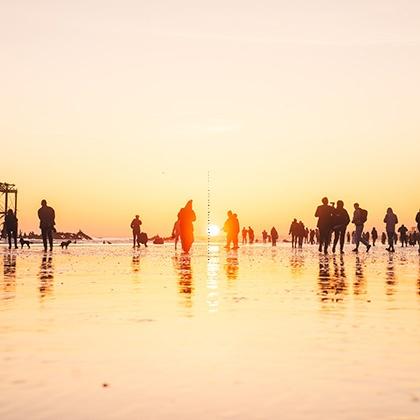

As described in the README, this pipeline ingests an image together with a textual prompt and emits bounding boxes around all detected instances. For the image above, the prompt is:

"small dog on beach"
[138,232,148,247]
[61,240,72,249]
[19,237,31,249]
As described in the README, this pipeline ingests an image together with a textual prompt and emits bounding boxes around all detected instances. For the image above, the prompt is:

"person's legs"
[387,231,394,251]
[132,232,136,247]
[332,230,339,252]
[354,225,363,250]
[13,230,18,248]
[48,229,53,250]
[7,231,12,249]
[41,229,48,251]
[339,228,346,252]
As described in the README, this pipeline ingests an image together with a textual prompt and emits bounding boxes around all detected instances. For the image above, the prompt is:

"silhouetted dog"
[61,240,72,249]
[138,232,148,247]
[19,237,31,249]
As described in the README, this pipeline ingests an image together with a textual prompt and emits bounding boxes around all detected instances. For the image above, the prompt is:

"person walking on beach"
[384,208,398,252]
[130,215,143,248]
[398,224,408,247]
[381,231,387,245]
[315,197,334,254]
[38,199,55,252]
[289,218,299,248]
[223,211,234,250]
[262,230,268,243]
[331,200,350,254]
[178,200,196,253]
[5,209,18,249]
[416,210,420,254]
[172,215,181,250]
[248,226,255,244]
[297,221,305,248]
[270,227,278,246]
[242,227,248,244]
[371,227,378,246]
[351,203,371,253]
[232,214,240,249]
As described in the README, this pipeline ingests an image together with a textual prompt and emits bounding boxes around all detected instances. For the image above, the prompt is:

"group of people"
[4,197,420,256]
[3,200,55,252]
[313,197,420,254]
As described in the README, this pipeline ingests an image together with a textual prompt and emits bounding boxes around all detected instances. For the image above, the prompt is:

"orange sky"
[2,1,420,237]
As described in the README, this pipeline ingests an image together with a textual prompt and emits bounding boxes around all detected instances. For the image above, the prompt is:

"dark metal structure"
[1,182,18,238]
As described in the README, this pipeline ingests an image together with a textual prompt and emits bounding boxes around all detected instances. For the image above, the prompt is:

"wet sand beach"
[1,243,420,419]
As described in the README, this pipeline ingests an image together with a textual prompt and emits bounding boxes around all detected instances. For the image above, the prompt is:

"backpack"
[360,208,368,223]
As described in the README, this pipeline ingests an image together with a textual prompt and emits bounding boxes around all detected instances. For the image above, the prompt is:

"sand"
[1,242,420,419]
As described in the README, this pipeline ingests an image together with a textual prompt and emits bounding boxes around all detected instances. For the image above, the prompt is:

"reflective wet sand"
[1,243,420,419]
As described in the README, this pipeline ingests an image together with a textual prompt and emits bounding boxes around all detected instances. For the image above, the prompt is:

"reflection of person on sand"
[38,254,54,298]
[130,215,142,248]
[178,200,196,253]
[173,253,194,308]
[172,215,181,250]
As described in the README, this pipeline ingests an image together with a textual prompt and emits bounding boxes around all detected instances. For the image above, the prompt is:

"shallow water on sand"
[1,242,420,420]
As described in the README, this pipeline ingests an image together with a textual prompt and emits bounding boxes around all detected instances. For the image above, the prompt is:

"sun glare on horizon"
[208,224,221,237]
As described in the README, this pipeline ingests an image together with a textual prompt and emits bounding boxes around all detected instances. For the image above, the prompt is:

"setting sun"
[207,224,220,237]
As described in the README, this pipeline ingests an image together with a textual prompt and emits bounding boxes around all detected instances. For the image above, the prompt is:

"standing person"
[248,226,255,244]
[262,230,268,243]
[223,211,234,250]
[130,215,142,248]
[5,209,18,250]
[416,210,420,254]
[289,218,299,248]
[242,227,248,244]
[381,232,387,245]
[309,229,315,244]
[172,215,181,250]
[314,197,334,254]
[331,200,350,254]
[270,227,278,246]
[371,227,378,246]
[346,231,351,244]
[398,224,408,247]
[384,208,398,252]
[232,213,240,250]
[351,203,371,253]
[304,227,309,244]
[297,221,305,248]
[38,199,55,252]
[178,200,196,253]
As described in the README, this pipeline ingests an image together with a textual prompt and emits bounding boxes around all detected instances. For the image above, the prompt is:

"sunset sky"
[2,0,420,237]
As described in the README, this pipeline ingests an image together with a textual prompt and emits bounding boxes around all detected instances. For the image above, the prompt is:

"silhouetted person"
[38,199,55,252]
[371,227,378,246]
[352,203,371,253]
[172,215,181,250]
[223,211,234,249]
[309,229,316,244]
[130,215,142,248]
[262,230,268,244]
[398,224,408,247]
[289,218,299,248]
[271,227,278,246]
[242,227,248,244]
[331,200,350,254]
[224,211,239,250]
[178,200,196,253]
[5,209,18,249]
[384,208,398,252]
[346,231,351,244]
[381,232,387,245]
[232,213,240,249]
[297,221,305,248]
[304,227,309,244]
[248,226,255,244]
[315,197,334,254]
[416,210,420,254]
